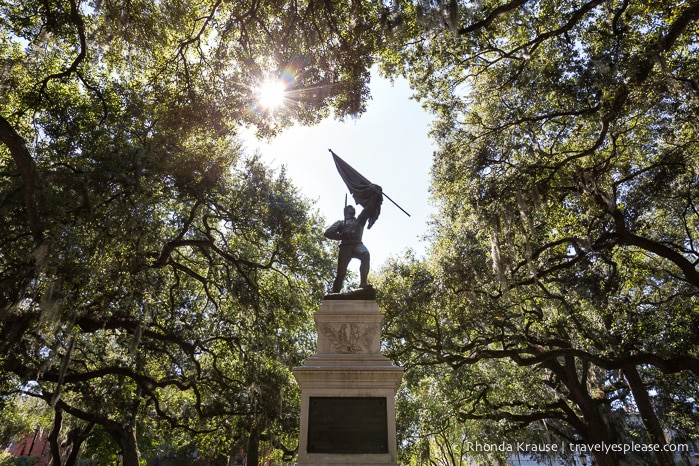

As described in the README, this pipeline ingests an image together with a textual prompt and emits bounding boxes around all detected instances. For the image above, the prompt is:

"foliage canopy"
[378,0,699,465]
[3,0,699,464]
[0,0,390,463]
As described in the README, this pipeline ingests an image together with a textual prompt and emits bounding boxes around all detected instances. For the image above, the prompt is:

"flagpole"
[382,192,411,217]
[328,149,411,218]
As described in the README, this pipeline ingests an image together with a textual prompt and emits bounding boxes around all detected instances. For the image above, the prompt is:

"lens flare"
[256,79,287,110]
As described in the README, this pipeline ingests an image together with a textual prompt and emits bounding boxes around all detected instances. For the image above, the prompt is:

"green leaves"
[0,0,378,462]
[377,0,699,463]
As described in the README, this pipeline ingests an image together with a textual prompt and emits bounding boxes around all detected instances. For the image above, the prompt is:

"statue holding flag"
[324,204,373,293]
[324,150,409,298]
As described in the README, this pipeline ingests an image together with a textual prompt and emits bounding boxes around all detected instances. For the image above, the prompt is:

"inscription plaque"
[307,397,388,454]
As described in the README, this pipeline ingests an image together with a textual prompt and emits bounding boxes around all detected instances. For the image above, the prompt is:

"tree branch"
[458,0,531,35]
[609,203,699,287]
[38,0,88,95]
[0,114,43,243]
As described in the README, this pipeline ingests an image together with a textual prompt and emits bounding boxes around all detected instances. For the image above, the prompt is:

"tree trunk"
[48,407,63,466]
[581,405,622,466]
[549,357,622,466]
[246,427,260,466]
[587,429,619,466]
[64,422,94,466]
[624,366,674,466]
[106,422,140,466]
[120,424,141,466]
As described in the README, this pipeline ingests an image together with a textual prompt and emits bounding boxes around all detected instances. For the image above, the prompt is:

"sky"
[241,71,437,270]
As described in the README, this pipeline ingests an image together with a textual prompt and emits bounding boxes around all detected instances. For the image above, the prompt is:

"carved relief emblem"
[320,323,378,354]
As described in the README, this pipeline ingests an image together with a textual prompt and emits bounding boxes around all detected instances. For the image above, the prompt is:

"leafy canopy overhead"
[0,0,391,464]
[378,0,699,464]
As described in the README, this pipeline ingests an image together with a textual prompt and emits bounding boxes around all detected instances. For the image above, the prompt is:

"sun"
[256,79,287,110]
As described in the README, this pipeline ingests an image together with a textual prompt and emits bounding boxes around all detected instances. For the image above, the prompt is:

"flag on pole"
[330,150,383,229]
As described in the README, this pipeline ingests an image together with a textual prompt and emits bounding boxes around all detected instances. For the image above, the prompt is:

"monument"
[292,150,407,465]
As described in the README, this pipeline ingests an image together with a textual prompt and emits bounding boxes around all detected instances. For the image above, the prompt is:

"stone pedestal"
[293,300,403,465]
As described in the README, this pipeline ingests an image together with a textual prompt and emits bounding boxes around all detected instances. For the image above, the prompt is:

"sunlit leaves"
[0,0,365,462]
[378,0,699,463]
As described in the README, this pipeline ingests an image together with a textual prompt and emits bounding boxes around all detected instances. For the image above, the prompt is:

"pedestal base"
[293,300,403,466]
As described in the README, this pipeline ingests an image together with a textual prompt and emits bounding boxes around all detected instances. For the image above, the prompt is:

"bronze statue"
[324,204,372,293]
[324,150,409,298]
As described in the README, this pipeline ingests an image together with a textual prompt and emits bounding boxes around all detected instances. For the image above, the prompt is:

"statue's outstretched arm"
[324,220,344,240]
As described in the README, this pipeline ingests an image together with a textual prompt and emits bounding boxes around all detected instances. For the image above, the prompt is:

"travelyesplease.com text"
[465,441,689,455]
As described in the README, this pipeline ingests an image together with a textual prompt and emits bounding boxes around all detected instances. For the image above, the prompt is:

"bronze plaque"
[307,397,388,454]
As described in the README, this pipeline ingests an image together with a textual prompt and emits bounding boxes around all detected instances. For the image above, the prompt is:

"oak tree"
[0,0,389,463]
[379,0,699,464]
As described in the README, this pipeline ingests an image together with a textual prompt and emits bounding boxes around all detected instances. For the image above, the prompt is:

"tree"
[377,0,699,464]
[1,0,391,463]
[0,388,53,450]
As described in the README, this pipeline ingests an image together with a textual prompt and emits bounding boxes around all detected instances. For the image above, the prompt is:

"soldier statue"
[324,204,371,293]
[324,149,409,298]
